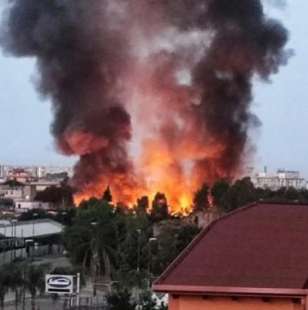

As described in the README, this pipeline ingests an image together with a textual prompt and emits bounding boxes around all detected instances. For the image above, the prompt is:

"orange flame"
[73,60,234,214]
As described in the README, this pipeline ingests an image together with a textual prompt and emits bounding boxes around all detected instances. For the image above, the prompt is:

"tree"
[34,184,73,208]
[150,193,169,222]
[53,207,77,226]
[102,186,113,203]
[211,179,230,210]
[24,264,48,310]
[152,220,200,275]
[107,290,136,310]
[284,187,300,201]
[136,196,149,215]
[0,198,14,209]
[175,224,200,253]
[193,183,210,212]
[0,265,10,310]
[64,199,118,284]
[117,213,152,289]
[222,177,257,213]
[3,180,24,187]
[18,208,50,221]
[7,263,24,310]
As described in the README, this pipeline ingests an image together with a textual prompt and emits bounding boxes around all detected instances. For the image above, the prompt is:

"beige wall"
[169,295,303,310]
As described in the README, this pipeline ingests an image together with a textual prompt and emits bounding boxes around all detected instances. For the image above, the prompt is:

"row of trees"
[193,177,308,213]
[13,177,308,308]
[0,262,47,310]
[64,198,200,294]
[98,178,308,220]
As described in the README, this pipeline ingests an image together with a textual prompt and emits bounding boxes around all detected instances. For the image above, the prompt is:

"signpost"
[46,273,81,307]
[45,274,74,295]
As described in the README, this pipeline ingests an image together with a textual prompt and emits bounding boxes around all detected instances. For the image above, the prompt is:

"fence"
[0,244,63,264]
[64,295,109,310]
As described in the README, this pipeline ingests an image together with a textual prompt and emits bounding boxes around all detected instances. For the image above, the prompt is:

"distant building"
[0,164,73,181]
[154,202,308,310]
[14,201,50,213]
[251,168,306,190]
[0,181,36,200]
[7,168,33,183]
[186,208,220,229]
[0,165,5,178]
[43,166,73,178]
[0,218,63,239]
[0,219,64,262]
[30,180,61,192]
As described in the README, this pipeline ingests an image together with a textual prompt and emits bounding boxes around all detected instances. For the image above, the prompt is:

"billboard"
[45,274,74,294]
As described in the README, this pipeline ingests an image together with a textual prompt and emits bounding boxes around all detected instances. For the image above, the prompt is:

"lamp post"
[148,237,157,288]
[135,229,142,310]
[10,219,17,262]
[25,239,33,260]
[3,225,6,263]
[32,213,38,259]
[91,221,98,297]
[32,212,38,237]
[136,229,141,272]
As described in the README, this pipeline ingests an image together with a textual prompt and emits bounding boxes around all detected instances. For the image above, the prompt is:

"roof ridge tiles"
[154,201,259,286]
[154,201,308,291]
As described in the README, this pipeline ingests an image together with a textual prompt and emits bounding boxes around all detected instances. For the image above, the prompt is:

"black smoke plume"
[0,0,290,205]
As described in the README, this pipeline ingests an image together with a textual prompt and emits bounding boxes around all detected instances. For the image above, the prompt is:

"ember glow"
[1,0,290,213]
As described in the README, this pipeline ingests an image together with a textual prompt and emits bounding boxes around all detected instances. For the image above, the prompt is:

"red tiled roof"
[154,202,308,291]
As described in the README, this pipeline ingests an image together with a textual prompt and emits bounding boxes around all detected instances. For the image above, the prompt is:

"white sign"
[45,274,74,295]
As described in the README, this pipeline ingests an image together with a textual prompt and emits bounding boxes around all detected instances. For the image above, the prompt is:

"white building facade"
[252,169,307,190]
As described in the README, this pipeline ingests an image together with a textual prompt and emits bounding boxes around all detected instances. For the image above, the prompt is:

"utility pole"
[91,222,98,297]
[148,237,157,288]
[136,229,141,272]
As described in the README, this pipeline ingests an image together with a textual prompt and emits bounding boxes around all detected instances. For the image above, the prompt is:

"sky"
[0,1,307,177]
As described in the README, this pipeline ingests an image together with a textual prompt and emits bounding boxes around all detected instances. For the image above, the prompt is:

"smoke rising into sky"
[0,0,290,208]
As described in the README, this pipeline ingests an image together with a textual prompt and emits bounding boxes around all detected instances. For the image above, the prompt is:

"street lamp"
[25,239,33,260]
[136,229,141,272]
[91,221,98,297]
[2,226,6,264]
[10,219,17,262]
[148,237,157,287]
[32,213,38,259]
[32,212,38,237]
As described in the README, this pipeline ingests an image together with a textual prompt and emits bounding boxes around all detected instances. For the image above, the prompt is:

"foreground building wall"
[169,295,303,310]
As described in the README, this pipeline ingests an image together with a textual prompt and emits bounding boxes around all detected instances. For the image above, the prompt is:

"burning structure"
[1,0,290,212]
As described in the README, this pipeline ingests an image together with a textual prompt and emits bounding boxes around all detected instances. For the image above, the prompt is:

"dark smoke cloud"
[1,0,136,195]
[190,0,290,180]
[0,0,290,201]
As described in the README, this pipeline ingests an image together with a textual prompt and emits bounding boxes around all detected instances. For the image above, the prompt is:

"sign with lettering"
[45,274,74,294]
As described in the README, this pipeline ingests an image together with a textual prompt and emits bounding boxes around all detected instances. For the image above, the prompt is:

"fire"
[73,62,229,214]
[3,0,290,216]
[74,186,194,215]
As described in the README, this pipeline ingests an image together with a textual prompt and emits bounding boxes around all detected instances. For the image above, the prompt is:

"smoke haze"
[0,0,290,210]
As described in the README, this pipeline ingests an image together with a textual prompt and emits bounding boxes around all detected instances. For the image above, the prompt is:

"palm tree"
[7,263,24,310]
[24,264,48,310]
[0,265,10,310]
[64,200,118,291]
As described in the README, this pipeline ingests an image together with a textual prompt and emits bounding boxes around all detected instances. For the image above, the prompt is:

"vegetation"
[0,198,14,209]
[2,180,24,187]
[24,264,49,310]
[193,183,210,211]
[34,181,74,208]
[18,207,76,226]
[209,177,308,213]
[63,197,200,294]
[62,178,308,299]
[0,262,48,310]
[2,177,307,309]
